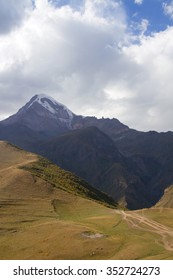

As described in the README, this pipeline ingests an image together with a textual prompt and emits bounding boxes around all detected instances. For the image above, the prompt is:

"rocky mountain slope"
[38,126,149,209]
[1,94,173,209]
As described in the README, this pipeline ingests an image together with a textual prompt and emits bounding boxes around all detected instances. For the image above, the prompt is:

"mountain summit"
[1,94,75,135]
[22,94,74,121]
[1,94,128,138]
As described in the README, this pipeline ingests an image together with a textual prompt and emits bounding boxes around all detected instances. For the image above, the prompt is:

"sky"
[1,0,173,132]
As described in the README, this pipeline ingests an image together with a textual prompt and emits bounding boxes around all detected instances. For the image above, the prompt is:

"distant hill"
[0,141,117,207]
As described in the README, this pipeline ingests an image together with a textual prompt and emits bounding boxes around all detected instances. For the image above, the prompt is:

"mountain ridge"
[0,140,118,208]
[1,94,129,137]
[1,94,173,209]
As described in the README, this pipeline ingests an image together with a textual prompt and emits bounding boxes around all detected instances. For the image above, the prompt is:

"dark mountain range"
[0,94,128,149]
[113,129,173,205]
[37,126,150,209]
[38,126,128,202]
[72,115,129,138]
[0,94,173,209]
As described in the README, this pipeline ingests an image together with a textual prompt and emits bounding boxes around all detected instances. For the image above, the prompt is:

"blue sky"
[51,0,173,33]
[125,0,172,33]
[1,0,173,131]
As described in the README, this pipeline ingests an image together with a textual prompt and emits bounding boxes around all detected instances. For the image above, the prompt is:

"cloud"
[0,0,127,116]
[0,0,173,132]
[163,1,173,19]
[139,19,149,34]
[130,18,149,38]
[0,0,33,34]
[134,0,143,5]
[120,26,173,131]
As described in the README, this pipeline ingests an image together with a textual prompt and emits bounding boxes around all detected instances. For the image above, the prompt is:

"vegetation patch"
[21,157,118,208]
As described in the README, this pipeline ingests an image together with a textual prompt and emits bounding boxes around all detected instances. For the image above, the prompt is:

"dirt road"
[116,210,173,251]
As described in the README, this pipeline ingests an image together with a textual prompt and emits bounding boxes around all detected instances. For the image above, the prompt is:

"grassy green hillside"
[21,156,118,208]
[1,141,173,260]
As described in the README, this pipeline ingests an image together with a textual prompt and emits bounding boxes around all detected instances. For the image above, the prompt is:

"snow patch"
[39,99,57,115]
[27,94,74,120]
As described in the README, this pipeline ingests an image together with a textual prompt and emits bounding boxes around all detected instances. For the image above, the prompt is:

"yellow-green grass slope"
[0,141,173,260]
[155,185,173,208]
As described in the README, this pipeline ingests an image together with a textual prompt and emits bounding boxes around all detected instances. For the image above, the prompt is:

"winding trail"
[116,210,173,251]
[0,159,37,174]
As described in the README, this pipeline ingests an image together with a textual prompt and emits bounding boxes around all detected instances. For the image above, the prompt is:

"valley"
[1,194,173,260]
[0,141,173,260]
[1,95,173,260]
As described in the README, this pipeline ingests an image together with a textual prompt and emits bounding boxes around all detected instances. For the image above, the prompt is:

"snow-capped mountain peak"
[1,94,75,133]
[26,94,74,120]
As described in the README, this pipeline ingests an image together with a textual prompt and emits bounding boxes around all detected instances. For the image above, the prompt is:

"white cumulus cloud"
[0,0,173,132]
[163,1,173,19]
[134,0,143,5]
[0,0,33,34]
